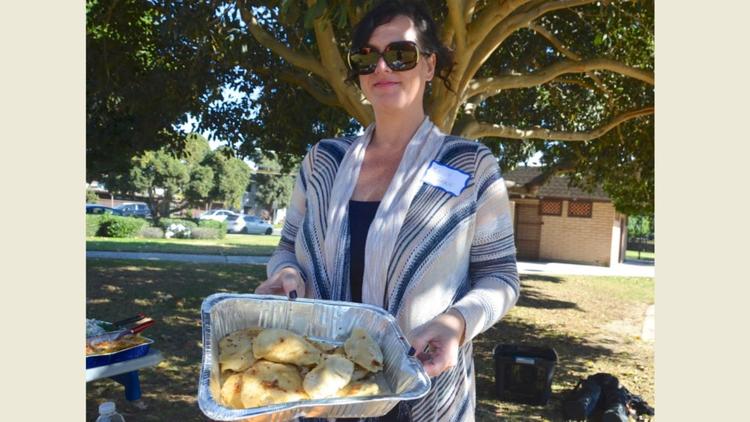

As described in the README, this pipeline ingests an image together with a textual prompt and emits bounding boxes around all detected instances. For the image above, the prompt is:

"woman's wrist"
[443,308,467,345]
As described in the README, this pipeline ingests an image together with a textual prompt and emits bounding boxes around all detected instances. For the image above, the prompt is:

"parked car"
[85,204,123,216]
[227,215,274,235]
[199,209,239,222]
[115,202,151,218]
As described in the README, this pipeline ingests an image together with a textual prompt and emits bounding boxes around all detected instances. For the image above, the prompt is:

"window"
[568,200,593,218]
[539,199,563,216]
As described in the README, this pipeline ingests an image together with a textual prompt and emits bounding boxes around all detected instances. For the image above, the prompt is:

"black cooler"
[493,344,558,406]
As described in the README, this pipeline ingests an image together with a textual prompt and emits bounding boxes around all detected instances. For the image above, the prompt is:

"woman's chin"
[371,96,418,113]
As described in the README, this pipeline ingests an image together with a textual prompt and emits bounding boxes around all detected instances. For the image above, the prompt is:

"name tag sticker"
[423,161,470,196]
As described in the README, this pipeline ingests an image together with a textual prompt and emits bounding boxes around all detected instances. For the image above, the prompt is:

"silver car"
[198,209,239,222]
[227,215,274,235]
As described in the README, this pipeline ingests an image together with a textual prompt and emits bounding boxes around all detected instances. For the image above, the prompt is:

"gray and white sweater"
[267,131,519,422]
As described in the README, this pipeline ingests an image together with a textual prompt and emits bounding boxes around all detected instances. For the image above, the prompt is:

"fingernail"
[288,290,298,300]
[407,347,416,356]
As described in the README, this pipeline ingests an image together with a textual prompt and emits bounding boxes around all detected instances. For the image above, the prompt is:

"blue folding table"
[86,349,163,406]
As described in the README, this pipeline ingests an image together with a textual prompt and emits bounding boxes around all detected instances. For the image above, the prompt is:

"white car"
[227,215,274,235]
[199,209,239,223]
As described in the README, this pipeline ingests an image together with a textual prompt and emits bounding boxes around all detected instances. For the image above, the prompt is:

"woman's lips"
[373,81,399,88]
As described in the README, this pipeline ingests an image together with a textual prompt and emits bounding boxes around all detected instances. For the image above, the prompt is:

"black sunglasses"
[347,41,427,75]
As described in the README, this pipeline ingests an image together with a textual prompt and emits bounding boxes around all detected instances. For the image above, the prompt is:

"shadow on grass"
[86,238,278,256]
[516,285,581,311]
[86,259,267,421]
[520,274,564,284]
[87,260,648,421]
[472,316,626,421]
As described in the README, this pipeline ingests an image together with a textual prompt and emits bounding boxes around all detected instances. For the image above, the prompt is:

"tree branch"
[463,106,654,141]
[521,160,580,195]
[465,58,654,99]
[461,0,599,95]
[237,2,327,78]
[447,0,467,51]
[466,0,532,51]
[528,22,615,104]
[252,67,341,108]
[527,22,581,60]
[308,0,373,125]
[464,0,478,23]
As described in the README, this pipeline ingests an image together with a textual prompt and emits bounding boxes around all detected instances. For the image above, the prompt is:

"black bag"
[563,373,655,421]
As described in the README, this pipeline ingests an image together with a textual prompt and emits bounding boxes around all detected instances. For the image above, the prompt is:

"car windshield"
[226,215,239,221]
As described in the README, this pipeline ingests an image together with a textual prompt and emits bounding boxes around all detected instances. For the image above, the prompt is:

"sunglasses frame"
[347,40,428,76]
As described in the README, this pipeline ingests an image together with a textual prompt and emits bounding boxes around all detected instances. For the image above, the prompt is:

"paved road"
[87,251,654,277]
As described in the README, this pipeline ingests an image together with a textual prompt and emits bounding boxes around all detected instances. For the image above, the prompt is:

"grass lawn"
[626,249,655,261]
[86,260,654,421]
[86,233,280,256]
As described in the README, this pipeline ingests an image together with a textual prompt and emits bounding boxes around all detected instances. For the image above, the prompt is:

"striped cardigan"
[267,134,520,422]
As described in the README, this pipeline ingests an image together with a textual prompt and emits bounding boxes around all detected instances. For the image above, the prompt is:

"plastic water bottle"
[95,402,125,422]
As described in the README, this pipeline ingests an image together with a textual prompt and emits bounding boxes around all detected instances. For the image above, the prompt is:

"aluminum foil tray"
[198,293,431,421]
[86,334,154,369]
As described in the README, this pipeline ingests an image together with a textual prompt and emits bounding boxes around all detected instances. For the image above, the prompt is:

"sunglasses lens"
[350,49,378,74]
[384,42,419,71]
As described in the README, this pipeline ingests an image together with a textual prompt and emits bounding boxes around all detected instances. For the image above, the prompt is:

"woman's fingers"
[418,342,453,377]
[254,279,281,294]
[281,273,304,298]
[409,320,461,378]
[254,268,304,298]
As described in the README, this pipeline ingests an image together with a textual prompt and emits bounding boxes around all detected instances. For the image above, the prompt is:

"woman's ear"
[425,53,436,81]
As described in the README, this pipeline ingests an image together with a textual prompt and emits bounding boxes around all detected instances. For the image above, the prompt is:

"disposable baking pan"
[197,293,431,421]
[86,334,154,369]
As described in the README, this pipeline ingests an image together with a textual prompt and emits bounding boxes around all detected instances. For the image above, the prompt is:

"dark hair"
[346,0,454,92]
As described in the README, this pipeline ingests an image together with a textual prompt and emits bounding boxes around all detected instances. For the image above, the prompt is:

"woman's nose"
[373,55,391,73]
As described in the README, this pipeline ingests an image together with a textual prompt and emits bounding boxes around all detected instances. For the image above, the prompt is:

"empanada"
[220,372,244,408]
[344,328,384,372]
[336,379,383,398]
[350,364,369,382]
[253,328,322,366]
[309,338,338,353]
[218,329,257,372]
[240,360,308,408]
[303,355,354,399]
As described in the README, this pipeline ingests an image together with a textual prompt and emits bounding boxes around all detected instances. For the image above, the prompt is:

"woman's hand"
[409,309,466,378]
[254,267,305,298]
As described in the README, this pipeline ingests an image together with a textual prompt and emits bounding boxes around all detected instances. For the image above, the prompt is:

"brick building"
[503,167,628,267]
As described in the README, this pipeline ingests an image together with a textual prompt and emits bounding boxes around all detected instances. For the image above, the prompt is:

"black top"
[346,204,405,422]
[348,200,380,303]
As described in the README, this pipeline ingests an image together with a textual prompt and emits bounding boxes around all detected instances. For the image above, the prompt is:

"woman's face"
[358,15,436,114]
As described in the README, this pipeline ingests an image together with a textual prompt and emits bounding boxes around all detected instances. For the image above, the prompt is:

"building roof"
[502,166,610,201]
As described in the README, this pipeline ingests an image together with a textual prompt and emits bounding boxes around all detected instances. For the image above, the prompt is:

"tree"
[129,145,194,222]
[204,148,254,210]
[86,0,238,180]
[627,213,653,259]
[252,154,296,215]
[90,0,654,215]
[128,134,251,222]
[213,0,654,214]
[86,189,100,204]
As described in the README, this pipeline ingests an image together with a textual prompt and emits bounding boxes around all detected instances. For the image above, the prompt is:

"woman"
[255,1,519,420]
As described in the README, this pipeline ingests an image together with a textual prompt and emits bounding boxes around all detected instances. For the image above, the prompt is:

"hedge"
[140,227,165,239]
[197,220,227,238]
[98,215,149,238]
[86,214,105,237]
